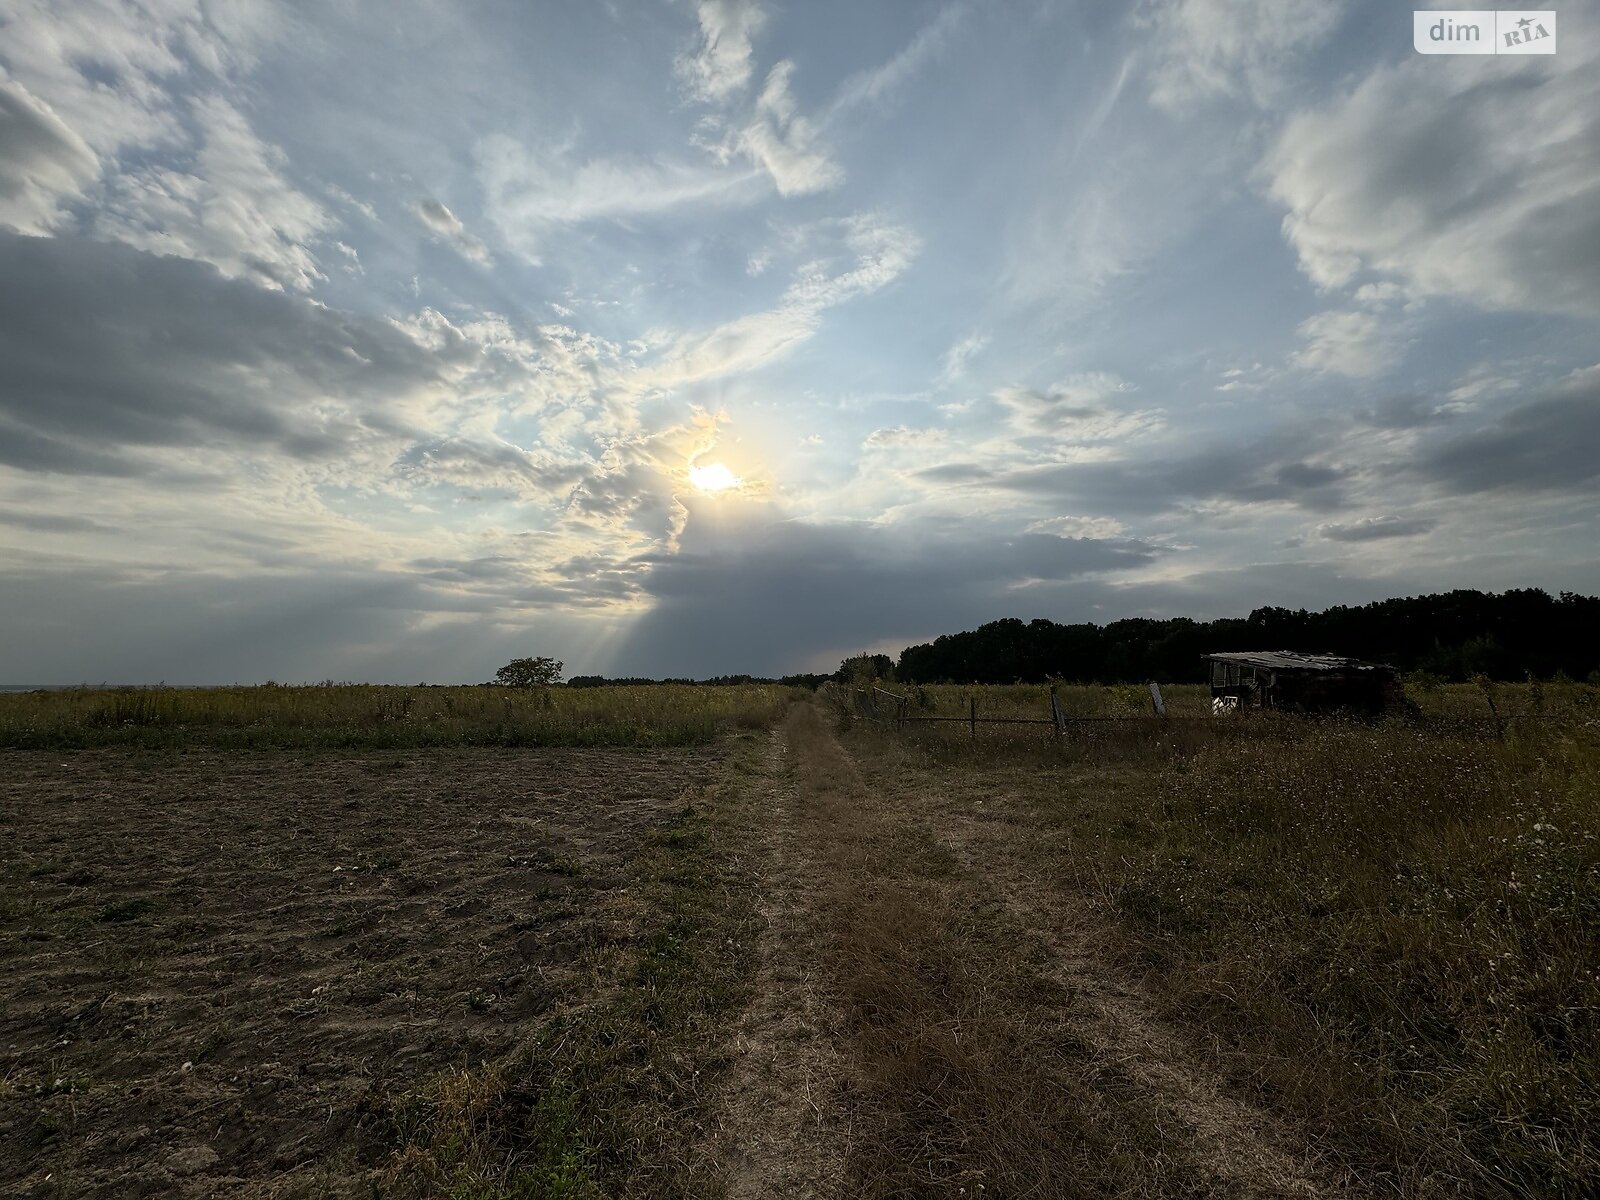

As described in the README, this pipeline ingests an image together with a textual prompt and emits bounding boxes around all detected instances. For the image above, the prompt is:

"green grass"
[0,683,789,750]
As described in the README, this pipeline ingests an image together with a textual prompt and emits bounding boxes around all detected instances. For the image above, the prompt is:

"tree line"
[885,589,1600,685]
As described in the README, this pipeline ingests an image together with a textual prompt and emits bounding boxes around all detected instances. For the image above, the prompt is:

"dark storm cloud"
[0,419,149,476]
[1318,516,1436,542]
[614,511,1165,675]
[1417,378,1600,495]
[0,231,463,473]
[976,433,1353,515]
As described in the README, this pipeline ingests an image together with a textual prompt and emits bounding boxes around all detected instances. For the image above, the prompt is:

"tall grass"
[1016,715,1600,1196]
[0,684,789,750]
[887,680,1598,722]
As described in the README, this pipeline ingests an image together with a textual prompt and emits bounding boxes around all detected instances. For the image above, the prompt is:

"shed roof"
[1202,650,1396,673]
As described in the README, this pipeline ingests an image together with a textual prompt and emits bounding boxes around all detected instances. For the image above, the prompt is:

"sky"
[1,0,1597,683]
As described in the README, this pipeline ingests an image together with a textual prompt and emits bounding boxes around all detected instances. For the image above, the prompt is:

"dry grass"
[780,703,1227,1198]
[368,733,770,1200]
[0,683,789,750]
[849,687,1600,1197]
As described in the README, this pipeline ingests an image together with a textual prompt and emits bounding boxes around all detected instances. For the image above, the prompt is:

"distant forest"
[890,589,1600,685]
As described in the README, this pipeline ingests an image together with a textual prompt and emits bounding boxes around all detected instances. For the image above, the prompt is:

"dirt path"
[712,703,1351,1198]
[711,727,852,1198]
[909,786,1351,1199]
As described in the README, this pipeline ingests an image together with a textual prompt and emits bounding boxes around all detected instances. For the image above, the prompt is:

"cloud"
[414,197,492,264]
[938,332,988,384]
[0,0,280,156]
[0,558,613,684]
[1360,394,1457,430]
[637,214,919,387]
[0,1,321,287]
[917,422,1356,516]
[677,0,766,105]
[478,133,761,260]
[0,79,100,233]
[1292,307,1406,377]
[991,373,1163,442]
[1266,43,1600,316]
[736,61,843,196]
[828,2,966,115]
[0,507,115,535]
[95,94,333,290]
[614,511,1164,675]
[394,436,586,497]
[1318,516,1437,542]
[864,426,949,450]
[1415,367,1600,495]
[0,231,492,474]
[1146,0,1341,112]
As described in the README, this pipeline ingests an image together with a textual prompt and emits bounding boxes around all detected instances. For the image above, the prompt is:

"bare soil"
[0,746,716,1198]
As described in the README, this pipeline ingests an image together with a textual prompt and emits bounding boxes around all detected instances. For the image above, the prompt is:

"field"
[0,684,784,751]
[2,682,1596,1197]
[0,743,745,1197]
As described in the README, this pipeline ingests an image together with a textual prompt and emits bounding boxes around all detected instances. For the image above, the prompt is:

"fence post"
[969,695,976,741]
[1149,681,1166,718]
[1050,686,1061,743]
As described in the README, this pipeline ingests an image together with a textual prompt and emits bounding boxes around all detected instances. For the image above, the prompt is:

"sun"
[688,461,741,493]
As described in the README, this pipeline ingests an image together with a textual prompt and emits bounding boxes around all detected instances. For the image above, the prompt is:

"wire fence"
[832,681,1588,743]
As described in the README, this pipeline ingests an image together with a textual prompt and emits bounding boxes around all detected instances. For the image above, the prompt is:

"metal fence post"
[969,695,976,741]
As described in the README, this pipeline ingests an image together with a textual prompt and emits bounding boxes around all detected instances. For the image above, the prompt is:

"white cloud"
[676,0,766,105]
[938,332,988,384]
[478,132,762,260]
[414,198,492,265]
[736,61,843,196]
[0,79,100,233]
[95,94,333,290]
[1145,0,1340,112]
[864,426,949,450]
[637,215,920,387]
[1266,37,1600,317]
[1292,308,1406,378]
[993,372,1158,440]
[828,2,966,116]
[1026,514,1128,540]
[0,4,331,291]
[0,0,284,155]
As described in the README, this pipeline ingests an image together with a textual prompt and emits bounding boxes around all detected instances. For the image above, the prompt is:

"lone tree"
[494,656,563,688]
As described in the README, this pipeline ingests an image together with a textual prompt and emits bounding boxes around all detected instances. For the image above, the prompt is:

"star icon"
[1517,16,1533,29]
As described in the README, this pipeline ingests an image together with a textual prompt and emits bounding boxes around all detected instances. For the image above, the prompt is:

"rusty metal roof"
[1202,650,1396,673]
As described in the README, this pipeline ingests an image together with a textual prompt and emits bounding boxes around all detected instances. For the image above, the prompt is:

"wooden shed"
[1204,650,1406,715]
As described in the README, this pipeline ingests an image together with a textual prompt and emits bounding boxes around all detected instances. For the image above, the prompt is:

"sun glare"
[689,461,740,493]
